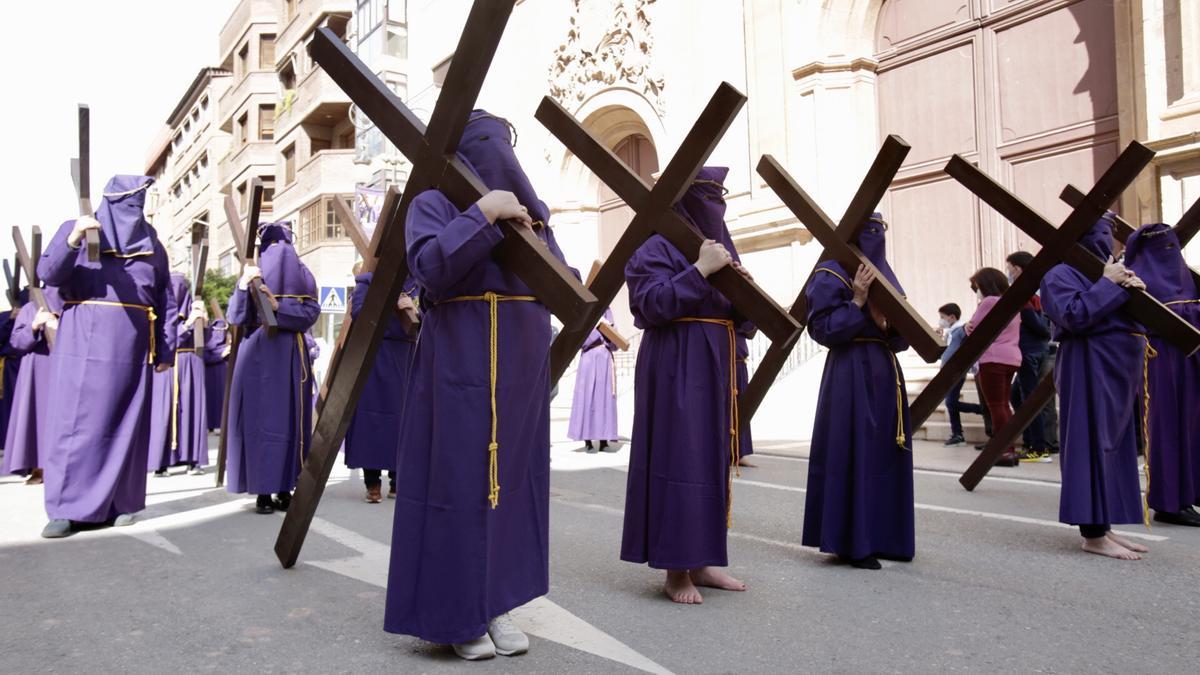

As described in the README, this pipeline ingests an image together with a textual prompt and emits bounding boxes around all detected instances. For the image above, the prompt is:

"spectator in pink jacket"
[966,268,1023,466]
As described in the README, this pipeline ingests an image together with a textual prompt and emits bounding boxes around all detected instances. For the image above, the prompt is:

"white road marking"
[305,517,674,675]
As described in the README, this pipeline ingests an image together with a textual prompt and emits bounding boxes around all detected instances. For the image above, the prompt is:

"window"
[283,144,296,185]
[310,137,331,155]
[259,34,276,69]
[237,182,247,212]
[338,130,354,149]
[200,95,208,112]
[297,196,348,251]
[262,177,276,211]
[172,132,182,149]
[285,0,296,21]
[259,105,275,141]
[279,61,297,90]
[237,112,248,145]
[387,27,407,60]
[219,252,233,275]
[237,43,249,78]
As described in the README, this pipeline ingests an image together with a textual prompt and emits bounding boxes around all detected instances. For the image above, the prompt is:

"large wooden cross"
[960,188,1200,490]
[536,88,801,385]
[331,189,418,336]
[274,0,598,568]
[3,259,16,310]
[214,178,277,486]
[909,143,1158,443]
[69,104,100,262]
[190,226,209,337]
[741,137,942,420]
[11,227,55,348]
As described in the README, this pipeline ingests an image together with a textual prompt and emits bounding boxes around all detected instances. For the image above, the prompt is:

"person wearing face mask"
[1041,213,1151,560]
[802,213,914,571]
[1005,252,1054,460]
[936,303,987,447]
[965,269,1024,466]
[383,111,562,660]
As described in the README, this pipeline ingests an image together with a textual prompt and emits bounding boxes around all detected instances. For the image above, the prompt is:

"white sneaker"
[188,466,204,476]
[452,634,496,661]
[113,514,136,527]
[487,613,529,656]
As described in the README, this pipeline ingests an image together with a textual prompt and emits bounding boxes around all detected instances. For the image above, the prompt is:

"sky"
[0,0,239,279]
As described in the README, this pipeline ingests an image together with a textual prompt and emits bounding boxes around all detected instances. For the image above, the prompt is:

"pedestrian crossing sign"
[319,286,347,313]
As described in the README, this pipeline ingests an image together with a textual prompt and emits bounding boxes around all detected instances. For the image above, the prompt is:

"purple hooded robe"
[384,111,563,644]
[147,273,188,471]
[0,300,26,446]
[620,167,755,570]
[802,213,915,561]
[1,288,63,476]
[37,175,173,523]
[225,222,320,495]
[1123,222,1199,513]
[171,278,208,467]
[567,308,618,442]
[1040,216,1145,526]
[344,272,417,473]
[203,319,229,431]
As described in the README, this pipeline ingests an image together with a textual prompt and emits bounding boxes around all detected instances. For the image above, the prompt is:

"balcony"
[272,149,357,219]
[218,140,277,187]
[276,0,354,56]
[276,66,350,138]
[218,70,278,131]
[219,0,279,63]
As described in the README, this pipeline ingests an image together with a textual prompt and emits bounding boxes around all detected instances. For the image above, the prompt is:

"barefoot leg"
[689,566,747,591]
[1081,536,1141,560]
[663,570,703,604]
[1105,532,1149,553]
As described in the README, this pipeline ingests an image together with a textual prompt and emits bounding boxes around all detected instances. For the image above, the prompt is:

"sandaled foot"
[737,457,758,468]
[25,468,43,485]
[664,570,703,604]
[689,566,746,591]
[1081,536,1141,560]
[1105,532,1148,553]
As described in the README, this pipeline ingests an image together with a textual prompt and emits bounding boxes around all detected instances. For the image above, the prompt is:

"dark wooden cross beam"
[741,136,922,421]
[71,104,100,262]
[909,143,1157,435]
[11,227,56,348]
[191,228,209,338]
[222,179,278,336]
[536,89,801,384]
[275,0,597,568]
[331,189,418,336]
[3,260,15,309]
[960,189,1200,490]
[754,153,945,369]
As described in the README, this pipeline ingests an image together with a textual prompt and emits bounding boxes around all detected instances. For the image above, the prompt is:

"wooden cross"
[3,259,16,309]
[582,261,629,351]
[215,178,278,487]
[910,143,1158,437]
[331,189,418,336]
[190,226,209,337]
[960,188,1200,490]
[70,104,100,262]
[741,136,938,420]
[274,0,598,568]
[11,227,56,348]
[536,87,801,385]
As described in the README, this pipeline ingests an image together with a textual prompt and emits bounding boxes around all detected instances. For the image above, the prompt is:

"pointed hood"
[94,175,157,256]
[1124,222,1195,302]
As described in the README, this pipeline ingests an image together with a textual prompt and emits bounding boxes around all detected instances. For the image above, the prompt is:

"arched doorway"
[874,0,1119,318]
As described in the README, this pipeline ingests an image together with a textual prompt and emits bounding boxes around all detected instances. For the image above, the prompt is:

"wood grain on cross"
[909,143,1156,439]
[537,89,801,384]
[275,0,598,568]
[955,165,1200,487]
[3,260,16,309]
[11,227,56,348]
[741,136,931,421]
[583,260,630,351]
[72,104,100,261]
[215,178,278,486]
[753,153,945,396]
[191,229,209,338]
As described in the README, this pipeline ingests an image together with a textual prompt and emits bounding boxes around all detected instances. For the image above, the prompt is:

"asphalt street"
[2,440,1198,674]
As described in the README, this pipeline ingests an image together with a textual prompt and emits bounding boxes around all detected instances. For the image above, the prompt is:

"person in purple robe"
[148,273,187,476]
[1040,214,1152,559]
[1123,222,1200,527]
[37,175,173,538]
[567,308,618,453]
[1,287,63,484]
[802,213,914,570]
[0,298,26,451]
[735,335,756,467]
[203,317,229,431]
[385,111,557,661]
[226,222,319,514]
[344,273,417,503]
[172,297,210,473]
[621,166,754,604]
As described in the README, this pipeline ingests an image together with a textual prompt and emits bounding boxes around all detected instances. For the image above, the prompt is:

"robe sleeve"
[151,243,173,367]
[7,302,41,354]
[805,267,869,347]
[406,191,504,294]
[275,294,320,334]
[626,239,715,327]
[161,277,181,356]
[227,288,251,328]
[350,276,369,321]
[1040,267,1128,334]
[37,221,81,288]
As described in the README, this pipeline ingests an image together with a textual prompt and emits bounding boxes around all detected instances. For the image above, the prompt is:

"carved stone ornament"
[547,0,666,114]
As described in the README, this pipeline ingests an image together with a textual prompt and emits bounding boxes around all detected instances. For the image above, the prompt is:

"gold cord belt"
[0,357,5,399]
[853,338,907,448]
[169,347,198,450]
[674,317,741,528]
[1132,332,1158,529]
[441,292,537,508]
[65,300,158,364]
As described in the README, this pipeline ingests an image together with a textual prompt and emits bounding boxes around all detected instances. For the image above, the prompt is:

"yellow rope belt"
[296,333,309,464]
[1132,332,1158,529]
[65,300,158,364]
[1164,299,1200,306]
[440,292,537,508]
[674,317,741,528]
[853,338,907,448]
[0,357,6,399]
[169,347,198,450]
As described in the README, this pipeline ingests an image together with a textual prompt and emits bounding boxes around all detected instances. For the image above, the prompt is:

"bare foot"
[737,457,757,468]
[1081,536,1141,560]
[1106,532,1149,553]
[689,566,747,591]
[664,570,703,604]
